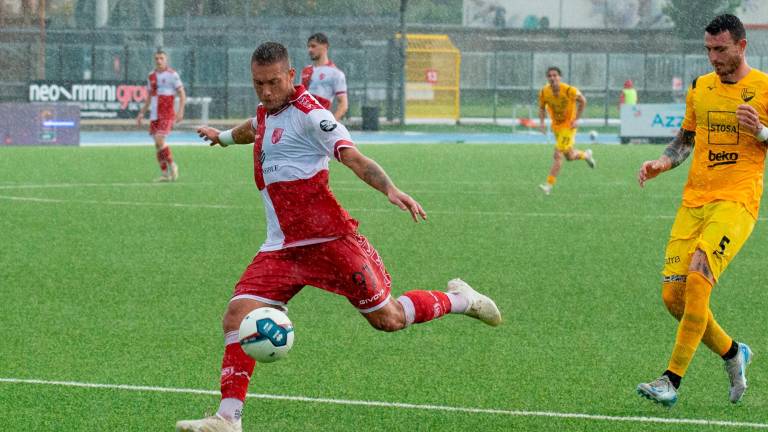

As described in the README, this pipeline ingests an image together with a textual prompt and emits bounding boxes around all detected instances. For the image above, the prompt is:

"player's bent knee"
[364,306,406,332]
[661,282,684,320]
[222,299,274,332]
[370,316,405,332]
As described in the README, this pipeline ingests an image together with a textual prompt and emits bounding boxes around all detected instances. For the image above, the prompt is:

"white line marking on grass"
[2,194,766,222]
[0,182,214,190]
[0,195,238,210]
[0,378,766,429]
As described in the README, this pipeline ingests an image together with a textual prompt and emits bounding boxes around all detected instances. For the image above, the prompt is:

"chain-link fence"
[4,26,768,122]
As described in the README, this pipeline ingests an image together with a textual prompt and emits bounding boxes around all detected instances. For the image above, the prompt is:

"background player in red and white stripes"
[301,32,348,120]
[136,50,186,181]
[176,42,502,432]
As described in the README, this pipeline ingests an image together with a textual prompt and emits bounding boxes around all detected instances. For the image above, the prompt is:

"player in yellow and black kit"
[538,66,596,195]
[636,14,766,407]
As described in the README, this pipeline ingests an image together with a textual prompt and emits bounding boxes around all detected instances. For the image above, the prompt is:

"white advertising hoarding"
[620,103,685,143]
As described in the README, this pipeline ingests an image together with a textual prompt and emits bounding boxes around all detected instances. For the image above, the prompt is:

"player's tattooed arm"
[197,119,255,146]
[662,129,695,169]
[340,147,394,194]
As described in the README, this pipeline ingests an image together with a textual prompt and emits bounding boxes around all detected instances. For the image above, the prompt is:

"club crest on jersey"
[320,120,337,132]
[271,128,283,144]
[319,73,326,80]
[741,88,756,102]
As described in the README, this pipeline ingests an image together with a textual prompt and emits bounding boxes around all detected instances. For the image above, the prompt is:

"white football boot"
[169,162,179,181]
[584,149,596,168]
[176,414,242,432]
[538,183,553,195]
[637,375,678,407]
[725,342,753,403]
[446,278,502,326]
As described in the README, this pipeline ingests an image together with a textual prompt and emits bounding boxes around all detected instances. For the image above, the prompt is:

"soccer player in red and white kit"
[301,32,348,120]
[176,42,502,432]
[136,50,186,181]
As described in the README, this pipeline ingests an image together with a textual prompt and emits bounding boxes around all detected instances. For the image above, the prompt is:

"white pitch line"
[2,194,766,222]
[0,195,238,210]
[0,182,215,190]
[0,378,765,429]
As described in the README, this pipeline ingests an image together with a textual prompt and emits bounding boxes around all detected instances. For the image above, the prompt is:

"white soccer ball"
[238,307,294,363]
[589,130,599,142]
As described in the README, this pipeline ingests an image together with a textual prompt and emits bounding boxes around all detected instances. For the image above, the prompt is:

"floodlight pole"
[37,0,46,79]
[399,0,407,127]
[154,0,165,49]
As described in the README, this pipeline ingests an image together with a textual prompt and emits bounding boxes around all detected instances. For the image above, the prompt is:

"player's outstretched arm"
[637,129,695,187]
[339,147,427,222]
[197,119,255,147]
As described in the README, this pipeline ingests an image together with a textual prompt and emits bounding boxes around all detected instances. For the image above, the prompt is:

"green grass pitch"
[1,143,766,431]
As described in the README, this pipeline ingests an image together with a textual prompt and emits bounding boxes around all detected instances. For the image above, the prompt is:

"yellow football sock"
[577,151,586,160]
[661,280,732,357]
[702,310,733,357]
[546,175,556,185]
[667,272,713,377]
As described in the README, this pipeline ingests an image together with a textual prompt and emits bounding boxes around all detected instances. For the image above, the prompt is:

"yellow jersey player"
[538,66,596,195]
[636,14,765,407]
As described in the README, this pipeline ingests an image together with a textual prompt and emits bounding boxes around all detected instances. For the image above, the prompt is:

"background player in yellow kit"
[636,14,767,407]
[538,66,596,195]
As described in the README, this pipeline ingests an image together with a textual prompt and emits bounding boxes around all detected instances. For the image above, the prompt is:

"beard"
[713,56,740,77]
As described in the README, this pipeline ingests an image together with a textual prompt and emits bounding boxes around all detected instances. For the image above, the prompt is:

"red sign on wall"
[425,69,438,84]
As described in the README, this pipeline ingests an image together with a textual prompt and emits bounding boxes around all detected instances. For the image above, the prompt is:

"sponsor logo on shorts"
[663,275,687,283]
[708,149,738,167]
[665,255,680,264]
[352,264,378,291]
[359,289,385,306]
[320,119,337,132]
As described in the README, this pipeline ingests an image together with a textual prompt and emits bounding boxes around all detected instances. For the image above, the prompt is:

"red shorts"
[233,233,392,313]
[149,119,174,136]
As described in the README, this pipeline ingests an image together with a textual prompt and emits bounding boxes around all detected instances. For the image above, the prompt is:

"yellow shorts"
[662,200,756,282]
[554,128,576,152]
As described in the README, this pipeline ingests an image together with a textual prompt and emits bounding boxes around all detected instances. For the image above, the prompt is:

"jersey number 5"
[713,235,730,256]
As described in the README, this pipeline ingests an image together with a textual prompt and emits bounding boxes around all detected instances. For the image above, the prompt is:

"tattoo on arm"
[361,159,394,194]
[662,129,695,169]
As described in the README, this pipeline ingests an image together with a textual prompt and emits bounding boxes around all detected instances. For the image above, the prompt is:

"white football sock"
[446,292,469,313]
[217,398,243,422]
[397,296,416,327]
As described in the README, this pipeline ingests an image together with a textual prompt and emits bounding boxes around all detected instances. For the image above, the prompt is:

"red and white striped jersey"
[146,68,183,121]
[300,61,347,110]
[249,85,358,252]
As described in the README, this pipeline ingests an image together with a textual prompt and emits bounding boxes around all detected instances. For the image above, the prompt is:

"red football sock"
[399,290,451,324]
[220,342,255,401]
[156,146,173,171]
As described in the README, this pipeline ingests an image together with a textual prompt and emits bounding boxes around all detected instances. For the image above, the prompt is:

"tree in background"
[663,0,742,40]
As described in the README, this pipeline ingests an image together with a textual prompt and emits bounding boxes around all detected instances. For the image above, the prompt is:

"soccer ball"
[238,307,294,363]
[589,130,599,142]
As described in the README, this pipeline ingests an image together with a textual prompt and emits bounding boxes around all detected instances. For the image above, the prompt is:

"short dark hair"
[307,32,329,45]
[546,66,561,76]
[251,42,291,67]
[705,14,746,42]
[155,50,167,57]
